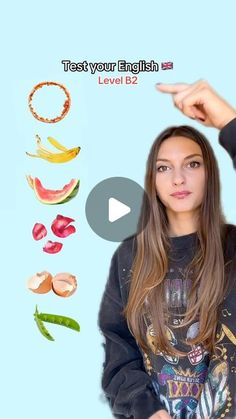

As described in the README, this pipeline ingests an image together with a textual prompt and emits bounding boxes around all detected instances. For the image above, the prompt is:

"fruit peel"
[27,176,80,205]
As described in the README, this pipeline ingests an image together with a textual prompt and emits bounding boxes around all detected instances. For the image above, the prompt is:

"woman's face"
[155,136,206,219]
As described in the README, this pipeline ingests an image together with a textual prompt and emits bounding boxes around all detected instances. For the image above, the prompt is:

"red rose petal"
[43,240,63,254]
[56,214,75,224]
[51,214,76,238]
[32,223,47,240]
[57,225,76,238]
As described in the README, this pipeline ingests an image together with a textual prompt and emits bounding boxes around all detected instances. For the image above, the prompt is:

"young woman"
[98,80,236,419]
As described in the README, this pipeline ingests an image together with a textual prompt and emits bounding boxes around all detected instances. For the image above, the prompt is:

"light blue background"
[1,1,236,418]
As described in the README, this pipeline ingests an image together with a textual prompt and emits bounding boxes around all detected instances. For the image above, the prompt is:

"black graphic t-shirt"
[143,233,210,418]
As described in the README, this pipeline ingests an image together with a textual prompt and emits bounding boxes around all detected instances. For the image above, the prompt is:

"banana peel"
[26,135,81,163]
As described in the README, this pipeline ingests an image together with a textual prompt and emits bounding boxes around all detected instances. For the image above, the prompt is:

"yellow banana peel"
[37,147,80,163]
[47,136,68,152]
[26,135,81,163]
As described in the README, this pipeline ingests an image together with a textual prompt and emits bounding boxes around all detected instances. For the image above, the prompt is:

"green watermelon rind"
[50,180,80,205]
[33,178,80,205]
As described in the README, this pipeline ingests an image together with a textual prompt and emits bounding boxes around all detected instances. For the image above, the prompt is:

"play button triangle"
[85,176,150,242]
[108,197,131,223]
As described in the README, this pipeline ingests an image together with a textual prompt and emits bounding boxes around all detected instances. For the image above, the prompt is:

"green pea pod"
[37,309,80,333]
[34,306,55,341]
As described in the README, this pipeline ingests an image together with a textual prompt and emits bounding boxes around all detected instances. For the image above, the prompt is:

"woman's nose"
[172,169,185,186]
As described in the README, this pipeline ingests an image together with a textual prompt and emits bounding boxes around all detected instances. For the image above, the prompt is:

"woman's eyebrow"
[156,153,203,162]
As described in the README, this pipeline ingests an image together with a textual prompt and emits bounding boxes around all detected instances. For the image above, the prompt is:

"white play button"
[85,177,150,242]
[108,197,131,223]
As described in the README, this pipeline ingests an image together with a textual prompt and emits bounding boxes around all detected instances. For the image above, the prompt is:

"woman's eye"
[187,161,201,168]
[156,165,169,172]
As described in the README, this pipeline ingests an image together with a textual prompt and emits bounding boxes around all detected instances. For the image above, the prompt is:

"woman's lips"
[170,191,192,199]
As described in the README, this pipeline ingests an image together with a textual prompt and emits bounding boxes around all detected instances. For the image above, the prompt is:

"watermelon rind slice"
[27,176,80,204]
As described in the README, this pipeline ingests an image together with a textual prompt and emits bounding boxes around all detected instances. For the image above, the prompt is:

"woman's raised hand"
[156,80,236,130]
[149,409,172,419]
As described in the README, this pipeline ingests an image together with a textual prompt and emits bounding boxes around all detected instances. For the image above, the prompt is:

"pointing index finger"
[155,83,189,94]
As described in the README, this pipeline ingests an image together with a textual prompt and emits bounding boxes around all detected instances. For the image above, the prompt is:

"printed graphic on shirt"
[164,276,191,308]
[194,320,236,418]
[142,262,236,418]
[146,323,179,364]
[146,322,208,366]
[144,316,209,417]
[158,363,207,415]
[186,322,209,366]
[195,361,230,419]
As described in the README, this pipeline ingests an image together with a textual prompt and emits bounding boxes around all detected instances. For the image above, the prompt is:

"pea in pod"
[34,305,80,341]
[34,306,55,341]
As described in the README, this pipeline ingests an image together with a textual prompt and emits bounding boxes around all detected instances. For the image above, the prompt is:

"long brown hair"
[124,125,227,356]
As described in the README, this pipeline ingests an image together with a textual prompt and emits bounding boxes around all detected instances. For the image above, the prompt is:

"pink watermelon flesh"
[33,177,79,204]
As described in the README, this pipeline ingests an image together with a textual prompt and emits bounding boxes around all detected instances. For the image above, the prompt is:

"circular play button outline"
[85,176,150,242]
